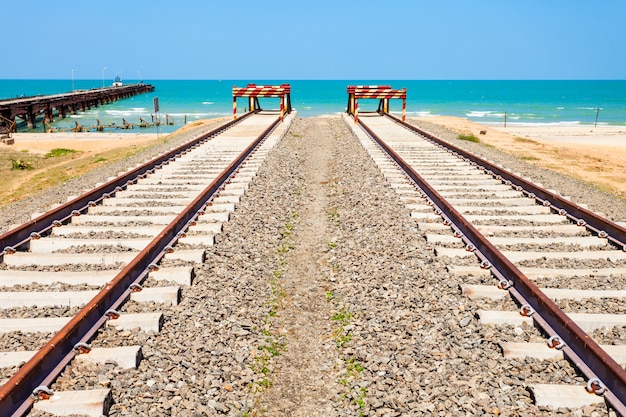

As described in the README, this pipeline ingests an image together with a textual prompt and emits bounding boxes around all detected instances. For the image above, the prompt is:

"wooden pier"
[0,83,154,130]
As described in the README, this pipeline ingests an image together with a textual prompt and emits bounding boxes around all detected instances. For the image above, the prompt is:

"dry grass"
[513,136,541,145]
[0,142,157,207]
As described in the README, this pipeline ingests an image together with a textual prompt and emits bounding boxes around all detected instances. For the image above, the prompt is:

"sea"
[1,80,625,134]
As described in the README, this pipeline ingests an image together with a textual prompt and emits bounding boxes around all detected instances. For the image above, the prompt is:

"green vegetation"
[339,356,368,413]
[277,241,293,257]
[326,207,340,222]
[0,134,173,208]
[248,211,296,395]
[326,278,368,414]
[346,357,365,374]
[281,212,297,238]
[355,386,367,409]
[332,309,354,348]
[332,309,353,323]
[457,133,480,143]
[10,158,34,170]
[44,148,77,158]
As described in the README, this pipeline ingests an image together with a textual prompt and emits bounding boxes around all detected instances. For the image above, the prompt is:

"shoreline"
[3,117,231,154]
[4,80,626,126]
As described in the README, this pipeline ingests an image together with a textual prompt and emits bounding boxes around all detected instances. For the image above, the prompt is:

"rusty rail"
[357,113,626,415]
[0,111,269,417]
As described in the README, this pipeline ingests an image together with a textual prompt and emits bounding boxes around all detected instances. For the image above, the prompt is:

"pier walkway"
[0,83,154,130]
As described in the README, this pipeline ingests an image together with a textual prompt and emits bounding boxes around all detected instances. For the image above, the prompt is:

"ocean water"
[1,80,625,133]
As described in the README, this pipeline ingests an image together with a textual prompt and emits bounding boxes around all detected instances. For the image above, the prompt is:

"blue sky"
[2,0,624,80]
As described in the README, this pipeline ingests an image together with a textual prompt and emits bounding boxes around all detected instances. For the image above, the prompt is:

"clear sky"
[1,0,624,80]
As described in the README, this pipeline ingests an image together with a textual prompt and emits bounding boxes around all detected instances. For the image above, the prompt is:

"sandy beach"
[6,132,160,154]
[413,116,626,198]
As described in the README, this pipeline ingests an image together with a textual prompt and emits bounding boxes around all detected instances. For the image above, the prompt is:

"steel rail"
[357,114,626,415]
[0,111,254,257]
[0,112,277,417]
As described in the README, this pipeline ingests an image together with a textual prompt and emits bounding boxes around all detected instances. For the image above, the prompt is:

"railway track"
[345,112,626,415]
[0,109,625,416]
[0,111,293,416]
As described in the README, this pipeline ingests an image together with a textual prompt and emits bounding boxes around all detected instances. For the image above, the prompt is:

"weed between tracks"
[331,304,368,415]
[248,211,297,396]
[324,205,368,414]
[332,309,353,348]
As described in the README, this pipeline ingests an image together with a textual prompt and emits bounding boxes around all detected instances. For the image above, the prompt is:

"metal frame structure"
[347,85,407,123]
[232,84,292,121]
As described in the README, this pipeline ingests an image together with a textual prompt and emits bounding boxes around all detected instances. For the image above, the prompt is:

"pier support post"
[26,107,37,129]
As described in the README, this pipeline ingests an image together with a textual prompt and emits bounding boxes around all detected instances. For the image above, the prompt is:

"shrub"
[45,148,77,158]
[10,158,33,170]
[457,133,480,143]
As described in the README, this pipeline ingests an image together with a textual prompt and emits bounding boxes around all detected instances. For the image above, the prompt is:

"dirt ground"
[414,116,626,198]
